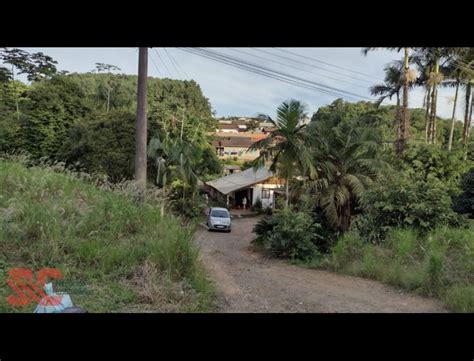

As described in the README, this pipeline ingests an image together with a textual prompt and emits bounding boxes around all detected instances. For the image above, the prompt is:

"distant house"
[216,123,239,133]
[262,127,276,134]
[223,165,241,175]
[205,166,282,209]
[211,135,260,160]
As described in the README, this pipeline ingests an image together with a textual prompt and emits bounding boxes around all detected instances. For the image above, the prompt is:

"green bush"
[252,208,325,260]
[252,215,279,248]
[390,143,471,196]
[453,167,474,218]
[168,179,204,219]
[356,172,463,242]
[251,197,263,213]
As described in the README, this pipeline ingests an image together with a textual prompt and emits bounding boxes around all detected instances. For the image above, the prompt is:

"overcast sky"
[17,48,463,120]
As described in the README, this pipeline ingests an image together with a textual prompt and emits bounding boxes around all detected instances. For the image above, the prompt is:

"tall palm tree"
[459,48,474,147]
[441,49,466,151]
[249,99,315,207]
[305,118,386,232]
[364,47,416,153]
[414,48,464,145]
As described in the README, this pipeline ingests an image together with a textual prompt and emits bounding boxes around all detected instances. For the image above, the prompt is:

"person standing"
[242,196,247,210]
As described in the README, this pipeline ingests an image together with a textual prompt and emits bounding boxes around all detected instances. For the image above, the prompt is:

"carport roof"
[205,166,273,195]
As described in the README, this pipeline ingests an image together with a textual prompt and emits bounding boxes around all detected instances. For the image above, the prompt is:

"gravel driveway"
[194,217,447,313]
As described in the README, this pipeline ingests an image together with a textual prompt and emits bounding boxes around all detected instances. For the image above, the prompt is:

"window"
[210,209,230,218]
[261,188,271,199]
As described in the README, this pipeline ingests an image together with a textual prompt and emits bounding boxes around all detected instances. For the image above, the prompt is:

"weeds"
[0,158,213,312]
[325,226,474,312]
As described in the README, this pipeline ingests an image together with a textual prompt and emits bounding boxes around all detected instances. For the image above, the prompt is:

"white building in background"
[204,166,283,209]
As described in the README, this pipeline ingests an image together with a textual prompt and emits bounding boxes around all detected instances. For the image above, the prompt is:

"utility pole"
[134,47,148,203]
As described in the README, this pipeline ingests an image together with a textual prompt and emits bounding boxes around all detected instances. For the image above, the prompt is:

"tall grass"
[0,159,213,312]
[325,226,474,312]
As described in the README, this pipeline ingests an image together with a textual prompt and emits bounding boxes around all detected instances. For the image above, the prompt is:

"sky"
[16,47,463,120]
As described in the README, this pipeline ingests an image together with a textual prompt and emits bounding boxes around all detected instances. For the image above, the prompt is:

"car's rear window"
[211,210,229,218]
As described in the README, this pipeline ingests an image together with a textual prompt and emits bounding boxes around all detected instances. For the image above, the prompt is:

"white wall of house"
[216,128,239,133]
[251,183,280,208]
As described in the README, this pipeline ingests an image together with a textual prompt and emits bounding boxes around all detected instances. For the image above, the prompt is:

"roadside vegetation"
[0,158,213,312]
[1,47,473,312]
[251,47,474,312]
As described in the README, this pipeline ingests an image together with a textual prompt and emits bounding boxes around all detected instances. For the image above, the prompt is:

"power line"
[225,48,370,90]
[153,48,173,78]
[178,47,365,101]
[272,47,383,81]
[255,48,378,84]
[149,50,163,77]
[165,48,191,79]
[188,47,365,100]
[163,48,183,79]
[195,47,372,101]
[425,48,473,76]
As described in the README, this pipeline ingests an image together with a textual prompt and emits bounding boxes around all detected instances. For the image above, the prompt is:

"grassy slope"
[322,227,474,312]
[0,160,213,313]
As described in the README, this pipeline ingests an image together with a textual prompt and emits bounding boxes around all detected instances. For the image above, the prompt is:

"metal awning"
[205,166,273,195]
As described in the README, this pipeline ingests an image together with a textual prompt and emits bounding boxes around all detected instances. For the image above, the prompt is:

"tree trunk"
[468,92,473,140]
[448,79,460,152]
[180,107,185,141]
[429,85,437,144]
[106,87,110,113]
[339,202,352,232]
[285,177,289,208]
[134,47,148,203]
[425,85,432,142]
[395,92,401,141]
[397,47,410,154]
[429,60,440,144]
[11,65,20,121]
[462,82,472,145]
[182,186,186,213]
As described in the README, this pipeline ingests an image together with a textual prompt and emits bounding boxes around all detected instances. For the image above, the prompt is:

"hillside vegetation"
[0,159,213,312]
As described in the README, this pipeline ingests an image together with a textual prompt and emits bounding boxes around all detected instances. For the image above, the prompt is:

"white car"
[207,207,232,232]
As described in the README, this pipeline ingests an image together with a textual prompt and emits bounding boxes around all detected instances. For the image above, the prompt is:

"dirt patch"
[194,217,447,313]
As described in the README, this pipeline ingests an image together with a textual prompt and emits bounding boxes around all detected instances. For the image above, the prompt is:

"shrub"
[252,208,325,260]
[394,143,471,196]
[168,179,203,219]
[252,215,279,248]
[453,167,474,218]
[356,172,462,243]
[251,197,263,213]
[263,206,273,215]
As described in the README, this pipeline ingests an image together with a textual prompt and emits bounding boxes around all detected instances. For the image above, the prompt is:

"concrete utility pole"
[134,47,148,203]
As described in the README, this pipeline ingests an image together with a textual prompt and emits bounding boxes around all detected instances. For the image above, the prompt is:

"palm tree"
[441,49,466,151]
[306,118,386,232]
[458,48,474,147]
[364,47,416,153]
[370,63,403,108]
[148,134,200,214]
[414,48,464,145]
[249,99,315,207]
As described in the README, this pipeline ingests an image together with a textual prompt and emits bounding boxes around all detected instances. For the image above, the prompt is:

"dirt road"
[194,217,446,313]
